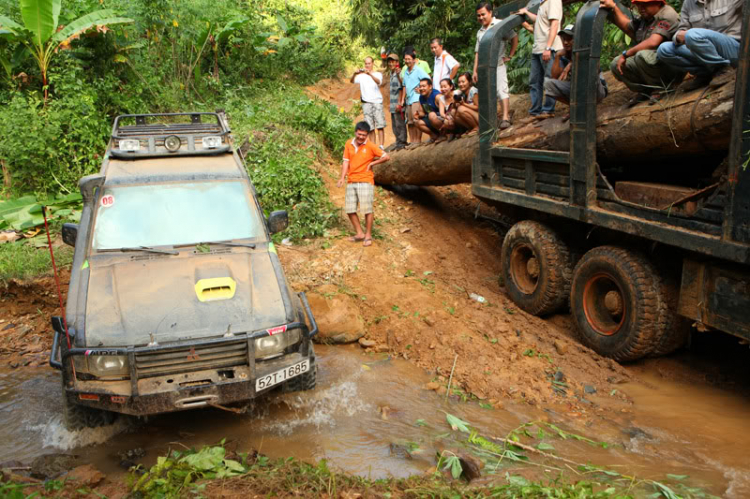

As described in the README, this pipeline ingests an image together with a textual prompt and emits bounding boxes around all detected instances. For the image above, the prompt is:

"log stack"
[373,71,736,186]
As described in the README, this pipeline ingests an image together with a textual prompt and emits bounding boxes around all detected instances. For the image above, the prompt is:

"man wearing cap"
[656,0,742,91]
[601,0,683,104]
[543,24,608,106]
[473,1,519,130]
[386,53,408,151]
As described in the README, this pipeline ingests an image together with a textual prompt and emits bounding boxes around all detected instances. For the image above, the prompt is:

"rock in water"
[307,292,366,344]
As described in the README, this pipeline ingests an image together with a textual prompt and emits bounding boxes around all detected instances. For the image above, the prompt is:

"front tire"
[570,246,668,362]
[501,221,573,316]
[62,388,117,431]
[283,346,317,393]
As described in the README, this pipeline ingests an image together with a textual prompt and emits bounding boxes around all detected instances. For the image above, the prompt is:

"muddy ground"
[1,77,749,497]
[2,76,749,415]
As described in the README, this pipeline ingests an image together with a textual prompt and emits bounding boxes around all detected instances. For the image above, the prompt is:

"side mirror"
[61,223,78,247]
[267,210,289,234]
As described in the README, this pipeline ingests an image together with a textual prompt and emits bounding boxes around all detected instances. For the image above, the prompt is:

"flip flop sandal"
[363,238,373,247]
[348,235,365,242]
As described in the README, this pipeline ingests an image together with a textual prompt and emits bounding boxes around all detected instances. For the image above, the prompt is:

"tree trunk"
[374,71,736,186]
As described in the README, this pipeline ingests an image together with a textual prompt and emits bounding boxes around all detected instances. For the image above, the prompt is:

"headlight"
[164,135,181,152]
[202,136,222,149]
[88,355,129,377]
[118,139,140,152]
[255,328,302,359]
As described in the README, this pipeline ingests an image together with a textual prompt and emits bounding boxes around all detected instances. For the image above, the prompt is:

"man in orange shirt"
[337,121,390,247]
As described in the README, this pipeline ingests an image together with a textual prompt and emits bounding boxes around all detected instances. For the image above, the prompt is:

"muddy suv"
[50,112,318,429]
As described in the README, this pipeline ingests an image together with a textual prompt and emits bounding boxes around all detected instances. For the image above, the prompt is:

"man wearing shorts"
[337,121,390,247]
[473,2,518,129]
[351,57,387,148]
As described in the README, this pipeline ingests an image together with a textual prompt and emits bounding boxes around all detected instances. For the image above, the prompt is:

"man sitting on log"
[543,24,608,108]
[601,0,684,104]
[415,78,443,143]
[656,0,743,91]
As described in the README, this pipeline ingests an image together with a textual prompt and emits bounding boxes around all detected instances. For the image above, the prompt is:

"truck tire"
[62,388,117,431]
[501,221,572,316]
[650,279,689,356]
[283,347,317,393]
[570,246,667,362]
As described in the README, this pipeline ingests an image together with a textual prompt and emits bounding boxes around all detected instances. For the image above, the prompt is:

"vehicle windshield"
[92,181,264,250]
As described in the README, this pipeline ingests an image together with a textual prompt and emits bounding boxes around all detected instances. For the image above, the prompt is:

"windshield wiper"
[102,246,179,255]
[198,241,256,249]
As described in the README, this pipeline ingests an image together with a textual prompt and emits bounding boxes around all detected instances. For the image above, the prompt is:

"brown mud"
[0,75,748,496]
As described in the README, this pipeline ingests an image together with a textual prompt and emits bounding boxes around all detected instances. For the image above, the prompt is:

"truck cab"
[51,112,318,429]
[475,0,750,360]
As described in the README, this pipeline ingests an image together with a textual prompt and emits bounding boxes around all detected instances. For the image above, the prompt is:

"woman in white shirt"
[454,72,479,133]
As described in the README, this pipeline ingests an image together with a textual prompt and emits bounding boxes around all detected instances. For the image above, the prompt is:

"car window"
[92,181,264,250]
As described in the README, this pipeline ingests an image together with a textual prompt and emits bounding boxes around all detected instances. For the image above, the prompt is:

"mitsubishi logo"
[187,347,201,361]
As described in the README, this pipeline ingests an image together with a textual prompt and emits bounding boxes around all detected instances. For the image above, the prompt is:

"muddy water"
[1,345,748,496]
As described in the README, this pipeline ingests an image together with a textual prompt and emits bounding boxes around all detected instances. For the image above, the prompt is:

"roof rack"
[109,112,232,159]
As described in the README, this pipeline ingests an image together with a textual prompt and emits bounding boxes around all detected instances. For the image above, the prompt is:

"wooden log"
[374,71,735,186]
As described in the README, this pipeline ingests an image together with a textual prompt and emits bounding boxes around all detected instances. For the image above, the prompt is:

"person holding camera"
[351,57,387,148]
[455,72,479,132]
[386,53,408,151]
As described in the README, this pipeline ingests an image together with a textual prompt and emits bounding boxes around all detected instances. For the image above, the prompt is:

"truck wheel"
[501,220,572,316]
[283,347,317,393]
[570,246,666,362]
[62,388,117,431]
[651,279,689,356]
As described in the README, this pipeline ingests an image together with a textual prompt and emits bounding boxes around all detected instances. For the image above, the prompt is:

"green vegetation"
[349,0,685,93]
[0,0,361,278]
[0,242,72,284]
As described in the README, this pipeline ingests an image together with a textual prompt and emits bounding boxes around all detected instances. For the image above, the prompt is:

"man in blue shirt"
[415,78,442,142]
[399,49,430,144]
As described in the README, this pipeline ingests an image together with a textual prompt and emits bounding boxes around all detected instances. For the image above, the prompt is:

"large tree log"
[374,71,736,186]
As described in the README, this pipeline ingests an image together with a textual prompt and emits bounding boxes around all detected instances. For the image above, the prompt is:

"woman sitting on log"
[437,78,468,141]
[454,72,479,133]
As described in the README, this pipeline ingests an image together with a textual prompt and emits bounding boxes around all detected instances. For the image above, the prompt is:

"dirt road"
[0,75,749,496]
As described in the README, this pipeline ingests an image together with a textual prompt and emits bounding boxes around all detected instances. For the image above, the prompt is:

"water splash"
[702,455,750,499]
[261,380,370,435]
[29,415,130,451]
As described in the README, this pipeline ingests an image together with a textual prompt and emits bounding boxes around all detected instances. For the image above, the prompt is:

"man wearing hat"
[386,53,408,151]
[543,24,608,106]
[601,0,683,104]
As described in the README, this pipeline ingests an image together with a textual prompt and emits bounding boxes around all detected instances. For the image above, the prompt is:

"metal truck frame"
[475,0,750,359]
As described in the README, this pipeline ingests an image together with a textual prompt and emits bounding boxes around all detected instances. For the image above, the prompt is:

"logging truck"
[473,0,750,360]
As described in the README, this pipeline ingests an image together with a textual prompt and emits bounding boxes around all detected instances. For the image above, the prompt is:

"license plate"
[256,360,309,391]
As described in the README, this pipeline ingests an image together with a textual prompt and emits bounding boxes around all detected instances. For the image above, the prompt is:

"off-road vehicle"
[50,112,318,429]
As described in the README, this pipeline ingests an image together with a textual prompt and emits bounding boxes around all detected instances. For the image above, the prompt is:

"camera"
[453,91,464,102]
[358,68,365,73]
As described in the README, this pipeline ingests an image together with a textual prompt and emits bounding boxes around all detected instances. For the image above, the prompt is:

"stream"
[1,344,748,496]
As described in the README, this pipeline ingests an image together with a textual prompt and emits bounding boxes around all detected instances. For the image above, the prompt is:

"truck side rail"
[724,3,750,244]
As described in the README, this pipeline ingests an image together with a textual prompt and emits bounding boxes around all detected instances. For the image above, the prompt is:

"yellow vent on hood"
[195,277,236,302]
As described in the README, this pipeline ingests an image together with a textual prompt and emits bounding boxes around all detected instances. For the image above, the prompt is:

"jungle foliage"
[0,0,358,242]
[349,0,685,93]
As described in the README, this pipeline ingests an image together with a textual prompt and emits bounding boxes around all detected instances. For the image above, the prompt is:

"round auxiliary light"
[164,135,181,152]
